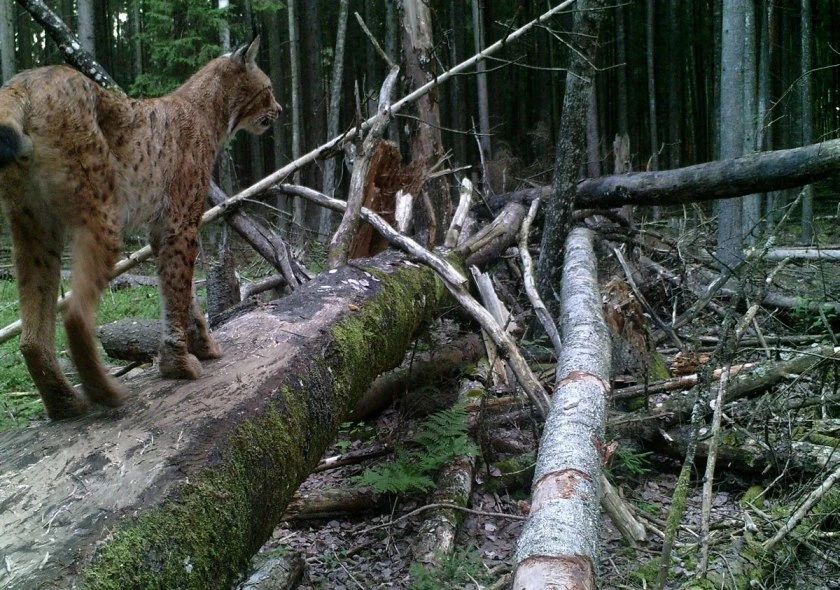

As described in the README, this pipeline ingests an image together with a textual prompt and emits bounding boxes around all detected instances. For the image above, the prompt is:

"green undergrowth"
[356,403,478,495]
[0,279,160,431]
[408,547,495,590]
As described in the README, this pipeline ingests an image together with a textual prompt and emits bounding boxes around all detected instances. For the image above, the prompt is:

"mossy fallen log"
[0,251,446,590]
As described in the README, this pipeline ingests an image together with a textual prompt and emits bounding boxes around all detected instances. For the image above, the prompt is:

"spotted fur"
[0,38,281,420]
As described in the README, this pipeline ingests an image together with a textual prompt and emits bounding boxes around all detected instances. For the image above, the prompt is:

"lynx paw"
[43,387,91,421]
[190,336,222,360]
[159,352,203,380]
[83,378,129,409]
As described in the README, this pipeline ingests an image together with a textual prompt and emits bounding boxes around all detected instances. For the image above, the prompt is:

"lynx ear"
[244,36,260,65]
[231,43,248,65]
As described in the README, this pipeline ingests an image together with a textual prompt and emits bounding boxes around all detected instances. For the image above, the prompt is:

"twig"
[360,502,525,536]
[519,198,562,357]
[354,11,396,68]
[763,462,840,552]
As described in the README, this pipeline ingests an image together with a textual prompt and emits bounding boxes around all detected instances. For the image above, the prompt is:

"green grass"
[0,279,161,431]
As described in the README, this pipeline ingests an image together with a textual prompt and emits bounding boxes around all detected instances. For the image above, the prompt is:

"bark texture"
[0,251,447,589]
[536,0,608,316]
[514,228,610,589]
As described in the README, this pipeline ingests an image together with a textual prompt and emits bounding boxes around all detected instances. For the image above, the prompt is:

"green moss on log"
[84,262,447,589]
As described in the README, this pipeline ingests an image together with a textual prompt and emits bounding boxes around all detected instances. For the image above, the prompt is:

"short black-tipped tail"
[0,125,21,169]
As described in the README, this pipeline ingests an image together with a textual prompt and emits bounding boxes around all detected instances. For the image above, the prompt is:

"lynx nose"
[273,100,283,116]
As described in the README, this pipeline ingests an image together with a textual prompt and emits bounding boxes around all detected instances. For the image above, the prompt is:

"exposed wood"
[394,190,414,233]
[0,251,448,589]
[519,198,562,357]
[455,201,527,267]
[241,275,287,301]
[1,0,579,346]
[514,228,609,589]
[238,551,305,590]
[314,444,393,473]
[328,67,400,269]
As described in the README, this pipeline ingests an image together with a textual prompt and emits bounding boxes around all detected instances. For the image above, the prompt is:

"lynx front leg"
[153,227,203,379]
[7,209,89,419]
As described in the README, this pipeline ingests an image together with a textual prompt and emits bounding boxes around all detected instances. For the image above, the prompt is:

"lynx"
[0,38,281,420]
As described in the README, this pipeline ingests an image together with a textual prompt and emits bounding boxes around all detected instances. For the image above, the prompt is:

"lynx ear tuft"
[244,36,260,65]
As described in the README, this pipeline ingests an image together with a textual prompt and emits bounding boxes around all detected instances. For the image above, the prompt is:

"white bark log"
[394,190,414,233]
[764,248,840,261]
[445,178,474,248]
[514,227,610,589]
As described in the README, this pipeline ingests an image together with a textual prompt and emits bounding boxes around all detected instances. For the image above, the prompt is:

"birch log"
[513,227,610,589]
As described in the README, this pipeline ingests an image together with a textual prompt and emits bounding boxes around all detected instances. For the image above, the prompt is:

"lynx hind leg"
[6,207,88,419]
[64,213,127,408]
[154,226,203,380]
[188,294,222,360]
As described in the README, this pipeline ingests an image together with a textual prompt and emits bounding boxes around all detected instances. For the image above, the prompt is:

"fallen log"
[97,318,160,362]
[412,367,486,565]
[238,550,305,590]
[283,486,385,520]
[514,227,610,589]
[493,139,840,210]
[348,333,484,421]
[764,248,840,262]
[611,346,840,439]
[0,251,447,589]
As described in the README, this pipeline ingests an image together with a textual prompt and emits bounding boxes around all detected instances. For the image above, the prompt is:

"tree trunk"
[0,251,448,590]
[800,0,814,244]
[318,0,350,242]
[287,0,304,229]
[471,0,491,160]
[129,0,142,78]
[742,0,761,242]
[645,0,659,170]
[400,0,451,246]
[575,139,840,208]
[718,0,747,269]
[447,0,467,163]
[666,0,682,169]
[586,86,601,177]
[77,0,95,56]
[535,0,608,317]
[514,228,609,589]
[265,6,288,228]
[0,0,16,82]
[242,0,264,186]
[615,5,628,137]
[300,0,325,231]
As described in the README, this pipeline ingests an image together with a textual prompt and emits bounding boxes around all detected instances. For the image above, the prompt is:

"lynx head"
[226,37,282,136]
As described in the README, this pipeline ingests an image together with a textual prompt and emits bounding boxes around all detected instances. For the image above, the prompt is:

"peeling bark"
[514,228,610,589]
